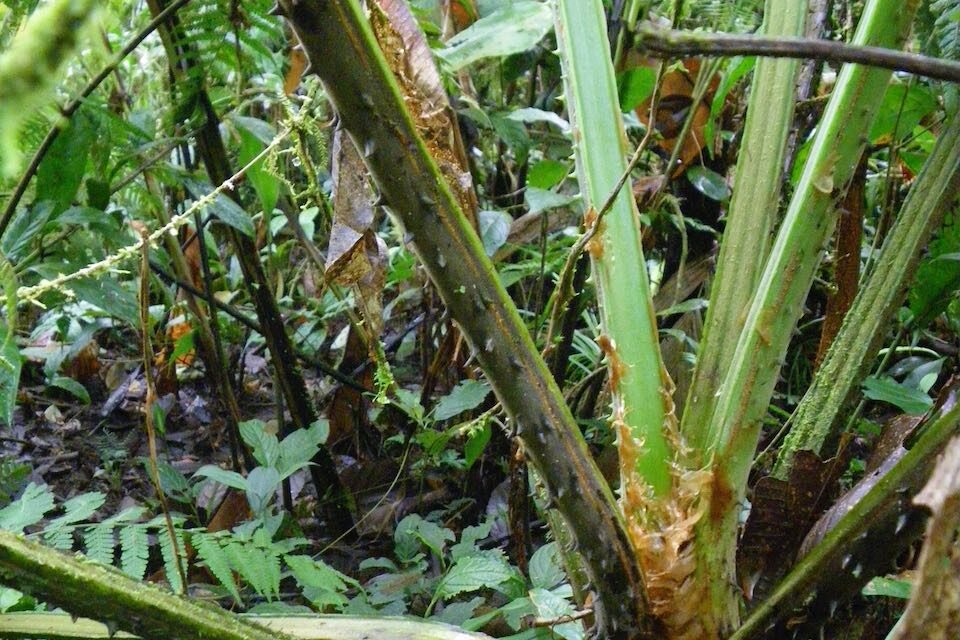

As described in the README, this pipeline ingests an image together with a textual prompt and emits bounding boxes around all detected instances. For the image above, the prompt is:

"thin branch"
[0,0,193,237]
[635,23,960,84]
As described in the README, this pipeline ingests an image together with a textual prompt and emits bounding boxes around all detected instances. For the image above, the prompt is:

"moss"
[0,0,97,178]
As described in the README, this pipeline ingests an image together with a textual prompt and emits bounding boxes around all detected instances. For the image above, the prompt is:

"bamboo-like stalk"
[692,0,921,632]
[276,1,653,636]
[555,0,672,497]
[681,0,806,454]
[774,110,960,478]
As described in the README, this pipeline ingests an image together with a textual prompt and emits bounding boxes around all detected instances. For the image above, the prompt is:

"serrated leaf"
[450,521,492,561]
[119,525,149,579]
[192,531,241,602]
[285,553,353,610]
[158,524,186,594]
[83,522,116,566]
[224,540,281,600]
[433,379,491,421]
[437,552,515,599]
[529,542,565,589]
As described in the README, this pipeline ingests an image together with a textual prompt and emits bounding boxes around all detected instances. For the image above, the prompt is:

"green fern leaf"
[192,530,242,603]
[119,524,149,580]
[43,491,105,549]
[155,519,187,594]
[83,522,116,566]
[224,540,280,600]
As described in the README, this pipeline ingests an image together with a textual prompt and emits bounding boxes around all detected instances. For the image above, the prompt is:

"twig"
[636,24,960,84]
[0,0,193,236]
[138,230,188,593]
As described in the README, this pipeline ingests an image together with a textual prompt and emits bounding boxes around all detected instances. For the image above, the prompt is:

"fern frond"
[43,491,105,550]
[224,539,281,600]
[146,514,188,594]
[119,524,149,580]
[83,522,116,566]
[191,530,243,602]
[931,0,960,60]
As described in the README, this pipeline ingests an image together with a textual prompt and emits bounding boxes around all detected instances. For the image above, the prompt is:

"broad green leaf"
[184,178,254,237]
[66,277,139,327]
[235,117,279,215]
[869,83,937,144]
[437,552,515,599]
[862,376,932,415]
[0,483,54,532]
[436,1,553,71]
[193,465,249,491]
[35,107,97,215]
[245,467,280,514]
[0,256,20,426]
[285,553,355,610]
[529,542,565,589]
[528,587,581,640]
[48,375,90,404]
[617,65,657,113]
[0,201,54,262]
[395,514,454,562]
[862,576,912,599]
[433,379,491,420]
[277,422,328,479]
[527,159,568,190]
[239,419,280,469]
[524,188,575,215]
[909,210,960,323]
[478,210,511,257]
[464,421,491,468]
[450,521,492,561]
[687,165,731,201]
